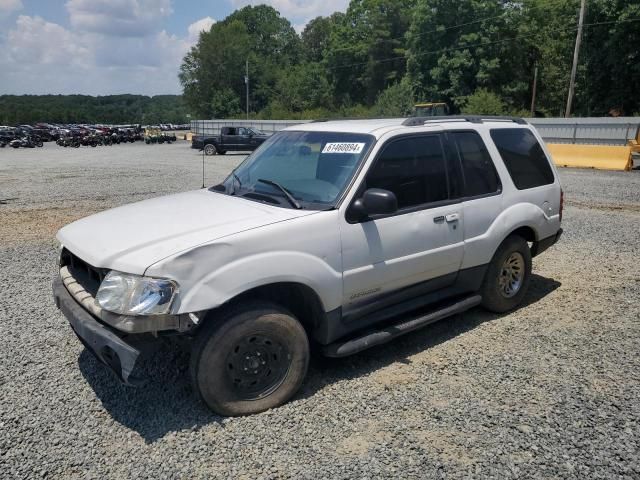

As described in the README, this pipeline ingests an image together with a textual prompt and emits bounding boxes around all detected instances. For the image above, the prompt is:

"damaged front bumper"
[53,275,143,385]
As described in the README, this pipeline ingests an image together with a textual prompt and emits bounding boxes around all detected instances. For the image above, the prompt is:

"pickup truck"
[191,126,269,155]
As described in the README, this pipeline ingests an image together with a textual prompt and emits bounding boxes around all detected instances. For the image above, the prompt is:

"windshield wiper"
[257,179,302,209]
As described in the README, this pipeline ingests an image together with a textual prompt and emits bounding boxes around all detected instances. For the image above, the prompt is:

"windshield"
[249,128,265,135]
[216,130,375,209]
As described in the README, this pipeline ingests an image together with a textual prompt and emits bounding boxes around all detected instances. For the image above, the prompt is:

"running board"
[323,295,482,358]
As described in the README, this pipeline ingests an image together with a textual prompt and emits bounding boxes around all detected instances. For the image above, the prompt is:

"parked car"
[192,126,269,155]
[53,116,563,416]
[9,135,43,148]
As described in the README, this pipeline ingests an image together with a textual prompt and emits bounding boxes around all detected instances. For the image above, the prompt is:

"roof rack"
[402,115,527,126]
[311,116,399,123]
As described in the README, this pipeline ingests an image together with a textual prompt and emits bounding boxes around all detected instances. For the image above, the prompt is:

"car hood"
[57,189,314,274]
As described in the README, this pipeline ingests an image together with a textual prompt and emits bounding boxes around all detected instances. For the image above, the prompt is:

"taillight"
[559,189,564,222]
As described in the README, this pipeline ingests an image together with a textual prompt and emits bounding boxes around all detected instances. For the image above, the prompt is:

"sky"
[0,0,349,96]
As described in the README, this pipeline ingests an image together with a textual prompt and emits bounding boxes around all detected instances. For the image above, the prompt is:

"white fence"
[191,117,640,146]
[191,119,311,136]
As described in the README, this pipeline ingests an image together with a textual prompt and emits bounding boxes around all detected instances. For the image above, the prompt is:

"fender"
[461,201,560,270]
[146,243,342,315]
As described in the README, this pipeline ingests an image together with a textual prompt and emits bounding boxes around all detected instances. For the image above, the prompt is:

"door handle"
[445,213,460,223]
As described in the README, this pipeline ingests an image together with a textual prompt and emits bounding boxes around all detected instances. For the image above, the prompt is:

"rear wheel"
[190,302,309,416]
[204,144,216,156]
[481,235,532,313]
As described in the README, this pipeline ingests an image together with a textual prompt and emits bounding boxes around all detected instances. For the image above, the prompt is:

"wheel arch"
[203,281,327,339]
[489,225,537,261]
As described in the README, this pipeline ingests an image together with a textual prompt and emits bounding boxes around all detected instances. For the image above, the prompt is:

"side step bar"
[323,295,482,358]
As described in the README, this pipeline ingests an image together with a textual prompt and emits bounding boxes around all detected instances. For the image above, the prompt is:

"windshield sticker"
[322,142,366,154]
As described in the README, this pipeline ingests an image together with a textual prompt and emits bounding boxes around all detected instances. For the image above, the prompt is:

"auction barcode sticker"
[322,142,365,154]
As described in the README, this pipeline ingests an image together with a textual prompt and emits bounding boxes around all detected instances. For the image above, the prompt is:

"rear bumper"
[53,276,142,385]
[532,228,563,257]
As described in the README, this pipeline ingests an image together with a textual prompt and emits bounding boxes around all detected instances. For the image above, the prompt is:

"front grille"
[60,249,108,296]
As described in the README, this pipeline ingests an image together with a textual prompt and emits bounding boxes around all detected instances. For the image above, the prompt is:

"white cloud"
[0,0,22,17]
[0,14,190,95]
[230,0,348,28]
[65,0,173,37]
[0,0,346,96]
[7,15,90,66]
[187,16,215,43]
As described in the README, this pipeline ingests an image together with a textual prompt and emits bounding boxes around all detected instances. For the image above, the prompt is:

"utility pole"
[530,66,539,117]
[565,0,586,117]
[245,59,249,120]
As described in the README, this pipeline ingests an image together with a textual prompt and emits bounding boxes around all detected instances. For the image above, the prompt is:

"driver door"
[340,134,464,312]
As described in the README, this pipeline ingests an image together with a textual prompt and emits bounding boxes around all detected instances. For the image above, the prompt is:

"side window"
[490,128,554,189]
[451,132,501,197]
[365,135,449,209]
[238,127,248,136]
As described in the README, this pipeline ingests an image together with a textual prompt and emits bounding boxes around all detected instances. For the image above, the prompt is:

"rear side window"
[451,132,501,197]
[490,128,554,189]
[366,135,448,209]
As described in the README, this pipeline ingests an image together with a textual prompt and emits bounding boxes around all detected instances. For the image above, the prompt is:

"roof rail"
[402,115,527,126]
[311,116,399,123]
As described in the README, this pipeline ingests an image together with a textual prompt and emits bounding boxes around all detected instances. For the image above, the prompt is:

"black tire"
[190,301,310,416]
[480,235,532,313]
[204,144,216,156]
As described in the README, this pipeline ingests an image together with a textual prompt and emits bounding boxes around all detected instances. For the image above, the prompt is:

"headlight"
[96,271,177,316]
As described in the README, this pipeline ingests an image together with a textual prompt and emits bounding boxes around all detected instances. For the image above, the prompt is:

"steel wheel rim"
[225,333,291,400]
[498,252,525,298]
[204,145,215,155]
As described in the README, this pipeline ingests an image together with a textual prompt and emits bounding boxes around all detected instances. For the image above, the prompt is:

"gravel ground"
[1,142,639,479]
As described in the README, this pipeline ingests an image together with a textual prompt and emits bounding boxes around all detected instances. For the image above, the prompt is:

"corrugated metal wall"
[191,118,640,146]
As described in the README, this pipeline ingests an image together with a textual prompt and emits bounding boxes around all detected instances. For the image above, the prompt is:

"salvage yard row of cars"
[0,123,189,149]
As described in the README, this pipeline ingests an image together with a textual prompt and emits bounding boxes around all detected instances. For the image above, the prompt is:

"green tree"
[373,79,415,116]
[271,63,333,113]
[406,0,526,111]
[180,5,300,117]
[460,88,507,115]
[326,0,416,105]
[578,0,640,115]
[211,88,242,118]
[180,20,251,118]
[301,13,344,62]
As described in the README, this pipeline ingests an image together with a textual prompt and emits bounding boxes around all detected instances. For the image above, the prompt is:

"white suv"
[53,116,563,416]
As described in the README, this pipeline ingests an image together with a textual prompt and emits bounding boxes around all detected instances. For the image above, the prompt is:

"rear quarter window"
[490,128,555,189]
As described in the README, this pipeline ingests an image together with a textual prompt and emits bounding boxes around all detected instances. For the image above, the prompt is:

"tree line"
[180,0,639,119]
[0,95,188,125]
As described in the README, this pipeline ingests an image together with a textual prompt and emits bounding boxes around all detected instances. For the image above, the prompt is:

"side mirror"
[348,188,398,222]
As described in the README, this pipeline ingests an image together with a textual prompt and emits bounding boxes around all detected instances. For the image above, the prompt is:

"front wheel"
[481,235,532,313]
[204,144,216,156]
[190,302,310,416]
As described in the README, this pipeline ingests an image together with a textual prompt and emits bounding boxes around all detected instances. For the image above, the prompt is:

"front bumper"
[53,276,142,385]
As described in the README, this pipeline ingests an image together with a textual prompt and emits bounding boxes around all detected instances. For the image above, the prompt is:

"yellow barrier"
[547,143,633,171]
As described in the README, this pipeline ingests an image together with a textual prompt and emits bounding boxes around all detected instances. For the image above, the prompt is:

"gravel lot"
[1,141,639,479]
